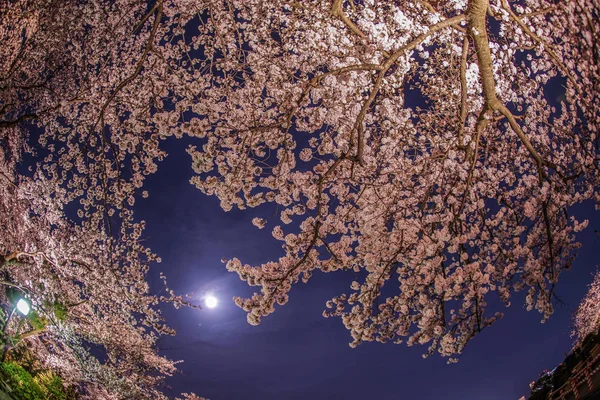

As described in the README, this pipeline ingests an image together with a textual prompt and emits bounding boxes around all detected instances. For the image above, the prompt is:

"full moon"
[205,295,218,309]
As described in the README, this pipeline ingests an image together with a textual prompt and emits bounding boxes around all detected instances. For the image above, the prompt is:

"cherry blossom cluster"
[572,270,600,348]
[181,0,599,360]
[2,0,599,371]
[1,1,198,396]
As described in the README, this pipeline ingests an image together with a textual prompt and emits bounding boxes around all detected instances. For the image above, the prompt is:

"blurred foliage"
[0,362,45,399]
[26,310,47,331]
[8,344,39,373]
[0,362,73,400]
[51,301,68,322]
[0,308,6,332]
[34,370,67,400]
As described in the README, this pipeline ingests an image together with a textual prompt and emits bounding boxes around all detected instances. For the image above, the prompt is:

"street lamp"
[1,298,31,362]
[15,299,30,317]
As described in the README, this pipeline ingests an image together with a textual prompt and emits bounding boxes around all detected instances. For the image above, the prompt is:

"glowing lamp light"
[1,298,33,362]
[205,295,218,309]
[16,299,30,316]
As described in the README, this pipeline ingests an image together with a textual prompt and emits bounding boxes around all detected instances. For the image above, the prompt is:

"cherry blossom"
[181,0,599,360]
[2,0,599,368]
[1,1,197,396]
[572,270,600,348]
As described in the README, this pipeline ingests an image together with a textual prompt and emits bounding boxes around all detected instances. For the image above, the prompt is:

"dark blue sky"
[135,137,599,400]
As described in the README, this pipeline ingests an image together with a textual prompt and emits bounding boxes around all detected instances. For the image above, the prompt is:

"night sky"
[134,137,599,400]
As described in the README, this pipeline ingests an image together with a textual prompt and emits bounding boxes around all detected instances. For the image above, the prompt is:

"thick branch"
[16,327,46,341]
[0,281,29,293]
[331,0,366,39]
[468,0,546,180]
[0,113,37,128]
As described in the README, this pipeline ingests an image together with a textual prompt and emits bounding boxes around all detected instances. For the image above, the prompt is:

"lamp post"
[1,298,31,362]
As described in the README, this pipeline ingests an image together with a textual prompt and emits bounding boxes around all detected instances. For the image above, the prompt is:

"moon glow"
[205,295,218,309]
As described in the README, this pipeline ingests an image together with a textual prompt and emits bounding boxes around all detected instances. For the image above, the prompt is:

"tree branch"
[92,1,163,132]
[0,113,37,128]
